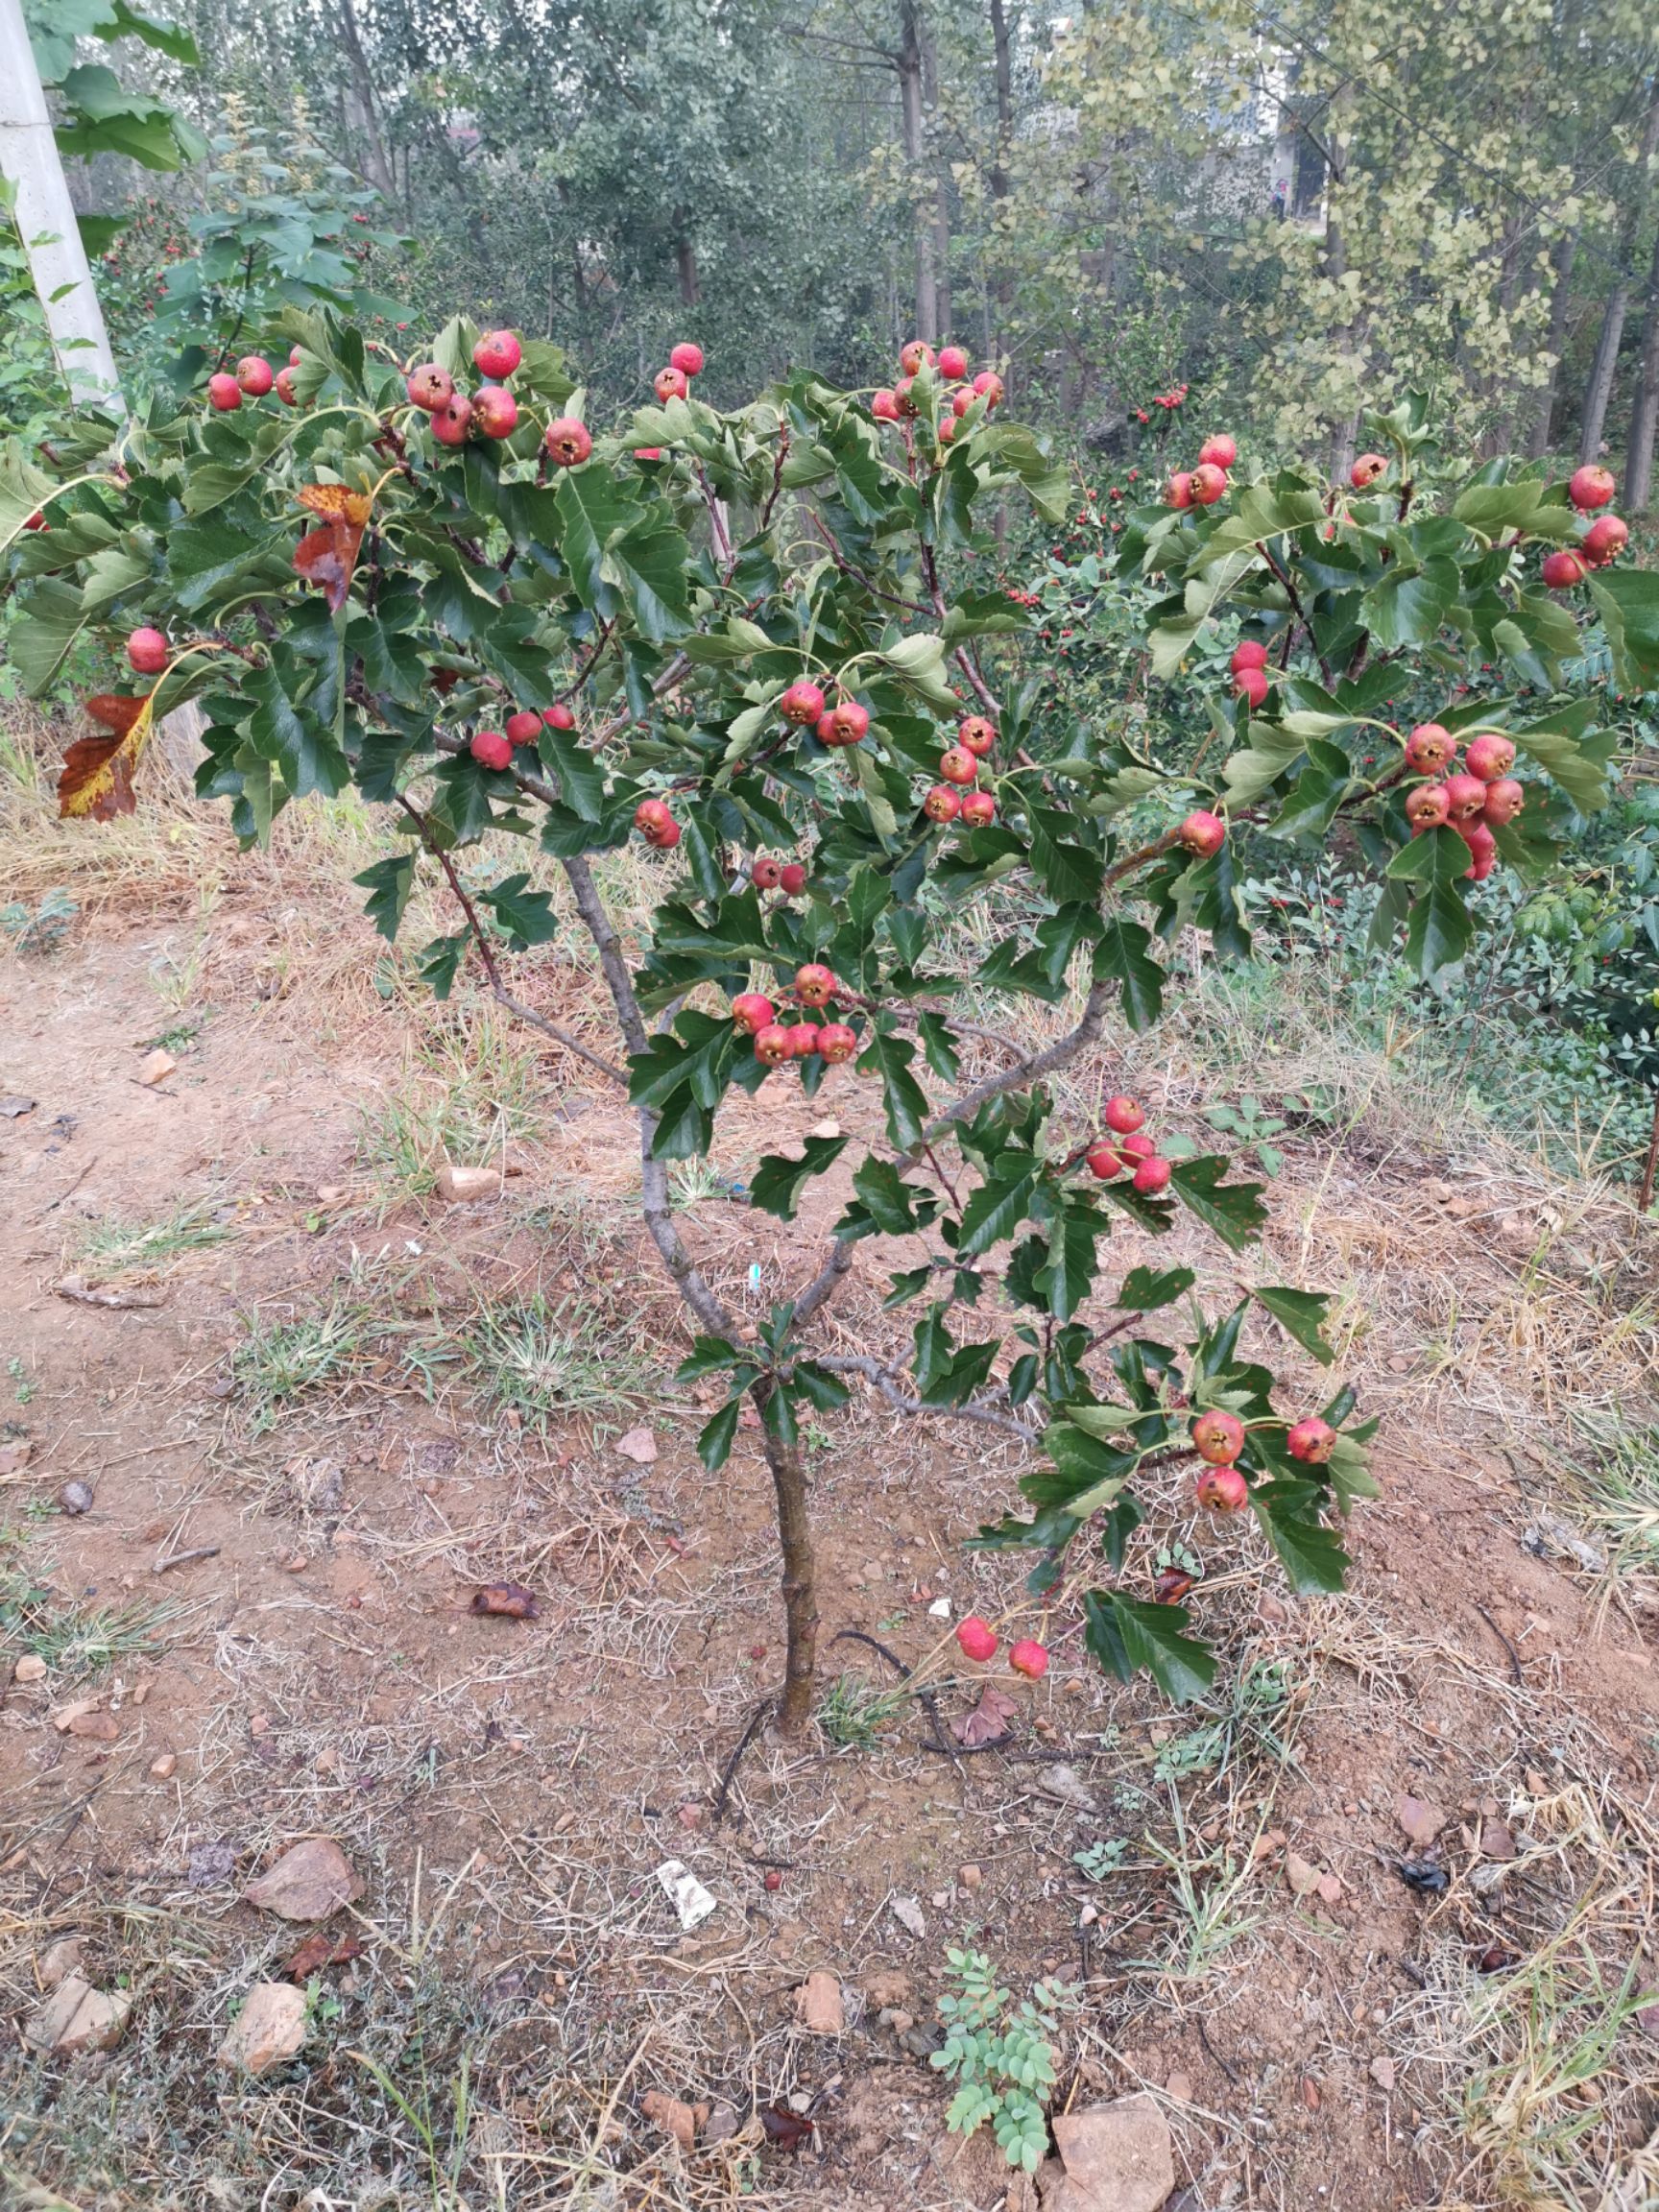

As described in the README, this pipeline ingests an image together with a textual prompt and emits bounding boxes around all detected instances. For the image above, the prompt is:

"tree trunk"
[334,0,397,202]
[675,233,700,308]
[989,0,1013,200]
[756,1387,818,1734]
[1580,83,1659,467]
[1623,213,1659,512]
[897,0,936,341]
[1527,229,1577,457]
[1320,94,1354,479]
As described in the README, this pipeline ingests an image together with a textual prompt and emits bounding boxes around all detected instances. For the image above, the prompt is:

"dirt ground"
[4,800,1659,2211]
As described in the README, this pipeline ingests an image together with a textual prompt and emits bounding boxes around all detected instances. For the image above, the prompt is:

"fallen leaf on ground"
[244,1837,363,1922]
[469,1582,541,1621]
[1396,1793,1448,1847]
[760,2104,813,2150]
[1153,1566,1197,1604]
[281,1929,366,1980]
[951,1683,1019,1746]
[614,1425,658,1464]
[641,2089,697,2151]
[0,1442,34,1478]
[1285,1850,1322,1898]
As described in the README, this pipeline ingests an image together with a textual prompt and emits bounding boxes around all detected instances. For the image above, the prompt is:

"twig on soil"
[1474,1604,1524,1686]
[710,1696,776,1827]
[153,1545,220,1575]
[1196,2015,1241,2085]
[831,1625,961,1761]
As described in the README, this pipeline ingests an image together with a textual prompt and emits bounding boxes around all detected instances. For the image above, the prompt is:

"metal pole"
[0,0,122,408]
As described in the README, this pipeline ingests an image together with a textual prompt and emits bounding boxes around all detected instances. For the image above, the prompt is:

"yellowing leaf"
[58,692,155,820]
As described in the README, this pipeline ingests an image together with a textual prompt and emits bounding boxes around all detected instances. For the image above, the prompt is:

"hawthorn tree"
[3,330,1648,1728]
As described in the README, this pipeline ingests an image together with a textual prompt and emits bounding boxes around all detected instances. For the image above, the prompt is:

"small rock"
[23,1975,132,2055]
[57,1479,95,1516]
[12,1652,47,1684]
[864,1969,911,2008]
[433,1163,501,1203]
[703,2098,740,2144]
[150,1753,178,1780]
[641,2089,697,2152]
[614,1425,658,1464]
[1284,1850,1322,1898]
[1479,1817,1517,1862]
[37,1937,84,1988]
[1164,2069,1193,2104]
[959,1863,983,1889]
[890,1896,926,1939]
[243,1837,363,1922]
[1397,1792,1448,1847]
[1045,2095,1174,2212]
[66,1709,119,1741]
[136,1048,176,1087]
[796,1970,844,2035]
[1370,2055,1397,2091]
[1037,1765,1098,1813]
[0,1440,34,1476]
[218,1982,306,2073]
[315,1185,347,1205]
[1301,2076,1321,2110]
[50,1696,103,1734]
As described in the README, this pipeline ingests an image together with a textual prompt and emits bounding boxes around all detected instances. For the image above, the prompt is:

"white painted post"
[0,0,122,408]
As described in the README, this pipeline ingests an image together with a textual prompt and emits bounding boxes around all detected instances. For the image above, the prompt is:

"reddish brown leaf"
[293,485,372,613]
[950,1683,1019,1747]
[58,693,154,821]
[1153,1567,1198,1604]
[759,2104,813,2149]
[470,1582,541,1621]
[283,1931,365,1981]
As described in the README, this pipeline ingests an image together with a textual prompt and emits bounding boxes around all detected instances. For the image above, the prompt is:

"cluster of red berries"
[1137,381,1190,422]
[1401,722,1524,881]
[1541,466,1630,589]
[778,680,871,750]
[1229,635,1272,709]
[1190,1407,1334,1513]
[924,715,999,827]
[954,1616,1048,1679]
[206,350,294,412]
[871,341,1004,437]
[746,854,810,897]
[651,341,705,405]
[731,967,857,1070]
[470,701,579,774]
[1166,433,1236,510]
[1080,1094,1173,1196]
[397,330,541,451]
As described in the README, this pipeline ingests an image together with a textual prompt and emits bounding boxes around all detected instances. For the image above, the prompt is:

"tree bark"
[1623,211,1659,512]
[897,0,936,341]
[1579,82,1659,468]
[756,1391,818,1733]
[334,0,397,203]
[988,0,1013,200]
[675,231,700,308]
[1527,229,1577,457]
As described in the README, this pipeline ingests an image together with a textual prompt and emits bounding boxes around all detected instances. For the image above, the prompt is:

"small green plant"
[817,1671,908,1751]
[1151,1657,1298,1784]
[76,1199,233,1277]
[1072,1836,1132,1881]
[1200,1094,1289,1176]
[931,1947,1070,2173]
[8,1358,36,1407]
[464,1294,652,1426]
[231,1300,371,1430]
[1,888,76,956]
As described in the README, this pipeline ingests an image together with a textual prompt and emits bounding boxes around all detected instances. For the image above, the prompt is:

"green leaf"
[842,1155,932,1237]
[957,1158,1043,1258]
[1250,1483,1350,1593]
[1509,701,1615,814]
[1093,917,1164,1030]
[539,728,607,821]
[676,1334,745,1383]
[354,852,416,943]
[695,1395,744,1473]
[1167,1156,1267,1251]
[481,872,559,950]
[1250,1286,1335,1366]
[8,579,85,693]
[416,929,470,998]
[1405,879,1473,978]
[611,516,692,644]
[860,1028,929,1152]
[1118,1264,1195,1312]
[1082,1590,1215,1706]
[749,1133,850,1220]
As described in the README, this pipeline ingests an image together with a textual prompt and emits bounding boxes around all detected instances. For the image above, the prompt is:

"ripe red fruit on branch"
[1196,1464,1248,1512]
[1464,732,1516,782]
[1199,434,1237,469]
[937,344,969,379]
[899,339,934,374]
[872,389,901,422]
[406,363,452,412]
[471,729,513,770]
[795,963,836,1007]
[751,856,783,890]
[654,366,689,403]
[544,418,593,468]
[817,1022,856,1063]
[1179,809,1226,856]
[1581,514,1628,565]
[1405,783,1451,830]
[781,680,826,726]
[754,1024,792,1067]
[1118,1133,1155,1164]
[289,345,303,367]
[1009,1639,1048,1681]
[787,1022,821,1059]
[779,862,807,896]
[275,367,299,406]
[1085,1140,1125,1179]
[669,341,704,377]
[1286,1416,1336,1464]
[473,386,519,439]
[1541,548,1588,589]
[1133,1155,1172,1195]
[1442,773,1487,823]
[634,796,676,841]
[235,354,273,396]
[1459,820,1498,879]
[1192,1409,1245,1464]
[952,386,974,418]
[972,371,1003,406]
[732,993,776,1035]
[431,394,473,446]
[1350,453,1386,489]
[1234,665,1268,709]
[1103,1096,1144,1135]
[823,701,869,747]
[473,329,521,379]
[961,791,997,826]
[1167,471,1194,510]
[1405,722,1455,774]
[1190,462,1228,505]
[958,714,996,757]
[504,709,542,746]
[126,626,169,675]
[1568,464,1615,511]
[955,1615,998,1662]
[925,784,961,822]
[1230,638,1268,673]
[1481,777,1525,826]
[207,372,242,411]
[543,703,576,731]
[939,746,977,786]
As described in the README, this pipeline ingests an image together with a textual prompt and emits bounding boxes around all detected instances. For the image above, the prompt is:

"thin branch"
[813,1352,1038,1441]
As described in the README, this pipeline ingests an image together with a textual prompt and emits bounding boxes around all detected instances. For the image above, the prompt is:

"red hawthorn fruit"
[634,446,664,462]
[1406,783,1452,830]
[471,729,513,770]
[1235,665,1269,709]
[894,375,918,416]
[1581,514,1628,565]
[781,680,827,726]
[504,709,542,747]
[1196,1464,1249,1512]
[473,329,521,379]
[1199,433,1237,469]
[22,510,46,531]
[955,1615,998,1662]
[936,417,956,445]
[275,367,299,406]
[207,372,242,411]
[1167,470,1194,509]
[669,341,704,377]
[1103,1094,1143,1135]
[786,1022,820,1060]
[751,856,784,890]
[732,993,776,1035]
[1286,1416,1336,1464]
[634,797,675,839]
[817,1022,857,1064]
[960,790,997,826]
[544,417,593,468]
[939,746,977,786]
[958,714,997,757]
[1464,732,1516,781]
[824,701,870,747]
[872,389,901,421]
[235,354,273,397]
[763,1869,783,1892]
[431,394,473,446]
[900,338,934,375]
[794,963,836,1007]
[1190,461,1229,504]
[646,820,681,853]
[1350,453,1387,489]
[1405,722,1455,774]
[1085,1139,1125,1179]
[924,784,961,823]
[473,385,519,439]
[127,626,169,675]
[1008,1638,1049,1681]
[937,344,969,379]
[1481,776,1525,826]
[654,365,689,403]
[1541,548,1589,589]
[405,363,453,412]
[754,1023,792,1067]
[1568,464,1615,511]
[1133,1154,1172,1195]
[289,345,303,366]
[543,703,576,731]
[1118,1132,1155,1164]
[780,862,807,896]
[1231,638,1269,672]
[972,371,1003,405]
[1442,773,1487,823]
[1459,821,1498,879]
[1192,1409,1245,1464]
[951,385,974,418]
[1179,809,1226,856]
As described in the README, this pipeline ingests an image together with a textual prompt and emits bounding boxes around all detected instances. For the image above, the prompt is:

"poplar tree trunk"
[898,0,936,341]
[335,0,397,202]
[1579,84,1659,467]
[1623,216,1659,512]
[1527,230,1577,457]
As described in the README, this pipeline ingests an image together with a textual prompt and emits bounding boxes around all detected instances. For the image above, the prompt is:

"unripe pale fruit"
[817,1021,857,1064]
[654,365,689,403]
[924,784,961,822]
[1104,1095,1143,1135]
[669,341,704,377]
[795,963,835,1007]
[1008,1638,1049,1681]
[1542,548,1588,589]
[127,626,169,675]
[544,417,593,467]
[955,1615,998,1662]
[899,338,934,375]
[473,385,518,439]
[1196,1464,1249,1512]
[634,797,674,836]
[1085,1140,1124,1179]
[781,680,826,726]
[1350,453,1386,489]
[504,709,541,746]
[1199,433,1237,469]
[1133,1154,1172,1195]
[754,1024,792,1067]
[937,344,969,379]
[1192,1409,1245,1464]
[1406,783,1451,830]
[1405,722,1455,774]
[732,993,775,1035]
[1286,1416,1336,1464]
[1190,462,1228,504]
[406,363,452,412]
[473,329,521,379]
[872,389,901,421]
[1569,464,1615,511]
[1582,513,1628,565]
[543,703,576,731]
[780,862,807,896]
[1443,773,1487,823]
[960,791,997,826]
[235,354,273,396]
[471,729,513,770]
[1231,638,1268,672]
[751,856,783,890]
[1167,471,1194,510]
[824,701,869,747]
[958,714,996,757]
[207,372,242,411]
[275,367,299,406]
[1235,665,1268,709]
[1179,808,1226,856]
[1481,777,1525,826]
[1465,732,1516,782]
[939,746,977,785]
[972,370,1004,405]
[431,394,473,446]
